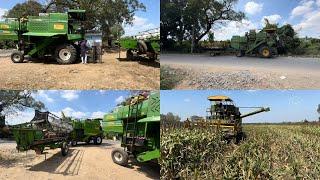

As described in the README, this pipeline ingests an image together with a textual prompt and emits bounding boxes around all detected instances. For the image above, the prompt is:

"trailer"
[10,110,73,156]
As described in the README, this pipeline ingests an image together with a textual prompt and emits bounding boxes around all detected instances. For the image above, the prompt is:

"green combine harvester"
[0,9,87,64]
[102,92,160,166]
[120,28,160,61]
[70,118,104,146]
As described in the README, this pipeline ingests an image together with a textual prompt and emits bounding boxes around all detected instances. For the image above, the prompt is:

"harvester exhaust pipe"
[240,107,270,119]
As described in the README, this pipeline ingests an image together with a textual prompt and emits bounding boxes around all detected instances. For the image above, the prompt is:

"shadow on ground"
[126,161,160,180]
[117,56,160,68]
[28,149,84,176]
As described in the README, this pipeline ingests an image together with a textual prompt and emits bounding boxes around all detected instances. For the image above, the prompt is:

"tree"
[318,104,320,122]
[5,1,43,18]
[161,0,244,48]
[46,0,146,43]
[0,91,45,116]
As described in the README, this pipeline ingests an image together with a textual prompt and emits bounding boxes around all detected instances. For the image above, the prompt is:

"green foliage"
[0,90,45,116]
[161,0,244,49]
[161,124,320,179]
[5,0,43,18]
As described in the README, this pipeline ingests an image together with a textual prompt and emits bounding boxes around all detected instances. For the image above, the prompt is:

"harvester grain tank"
[206,95,270,142]
[70,118,104,146]
[10,110,73,156]
[103,92,160,166]
[0,9,93,64]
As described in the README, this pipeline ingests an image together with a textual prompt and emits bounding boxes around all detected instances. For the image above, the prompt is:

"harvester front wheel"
[259,46,271,58]
[111,148,129,166]
[11,51,24,63]
[94,136,103,145]
[55,44,77,64]
[61,142,70,156]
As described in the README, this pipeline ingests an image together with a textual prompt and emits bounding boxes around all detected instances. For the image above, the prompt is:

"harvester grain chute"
[0,9,101,64]
[188,95,270,143]
[10,110,73,156]
[102,92,160,166]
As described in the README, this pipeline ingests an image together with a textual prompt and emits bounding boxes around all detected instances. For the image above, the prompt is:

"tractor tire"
[137,40,148,53]
[94,136,103,145]
[111,148,129,166]
[54,44,77,64]
[126,49,134,60]
[61,142,69,156]
[71,140,77,146]
[236,50,244,57]
[259,46,272,58]
[11,51,24,63]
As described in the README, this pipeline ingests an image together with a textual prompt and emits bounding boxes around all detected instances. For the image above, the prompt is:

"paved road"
[161,54,320,73]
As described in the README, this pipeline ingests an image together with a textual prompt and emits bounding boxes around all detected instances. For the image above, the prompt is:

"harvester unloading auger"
[186,95,270,143]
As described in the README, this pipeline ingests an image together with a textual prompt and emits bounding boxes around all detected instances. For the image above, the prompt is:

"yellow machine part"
[208,95,233,101]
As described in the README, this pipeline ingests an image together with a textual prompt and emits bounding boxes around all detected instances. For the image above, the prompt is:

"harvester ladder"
[125,96,141,151]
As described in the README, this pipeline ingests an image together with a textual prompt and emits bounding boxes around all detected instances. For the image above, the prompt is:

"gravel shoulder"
[161,54,320,89]
[0,51,159,90]
[0,139,160,180]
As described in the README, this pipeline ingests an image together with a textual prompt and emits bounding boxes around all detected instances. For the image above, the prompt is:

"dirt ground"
[0,139,160,180]
[0,51,159,90]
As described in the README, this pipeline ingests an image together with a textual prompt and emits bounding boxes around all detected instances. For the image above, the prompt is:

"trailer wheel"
[94,136,103,145]
[11,51,24,63]
[259,46,271,58]
[126,49,134,60]
[61,142,69,156]
[55,44,77,64]
[236,50,244,57]
[111,148,129,166]
[71,140,77,146]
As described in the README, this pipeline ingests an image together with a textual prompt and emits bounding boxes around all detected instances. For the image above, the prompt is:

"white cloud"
[99,90,108,95]
[37,90,54,103]
[317,0,320,6]
[0,8,8,20]
[91,111,105,119]
[244,1,263,15]
[293,11,320,37]
[115,96,125,104]
[60,90,79,101]
[6,110,35,125]
[213,19,257,41]
[60,107,87,119]
[291,1,314,18]
[124,15,157,36]
[261,14,282,26]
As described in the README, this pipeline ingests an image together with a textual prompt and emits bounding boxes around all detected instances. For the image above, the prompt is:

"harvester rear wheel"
[55,44,77,64]
[259,46,271,58]
[94,136,103,145]
[61,142,70,156]
[111,148,129,166]
[11,51,24,63]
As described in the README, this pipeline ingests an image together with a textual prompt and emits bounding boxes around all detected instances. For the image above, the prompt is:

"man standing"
[81,40,88,64]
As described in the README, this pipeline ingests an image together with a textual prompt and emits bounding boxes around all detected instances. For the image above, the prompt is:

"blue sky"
[211,0,320,40]
[5,90,132,125]
[0,0,160,36]
[161,90,320,123]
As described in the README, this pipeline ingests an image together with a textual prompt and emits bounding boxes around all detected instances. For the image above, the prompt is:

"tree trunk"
[194,23,212,48]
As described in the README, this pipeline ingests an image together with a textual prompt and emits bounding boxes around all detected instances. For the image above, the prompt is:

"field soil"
[161,54,320,89]
[0,51,159,90]
[0,139,160,180]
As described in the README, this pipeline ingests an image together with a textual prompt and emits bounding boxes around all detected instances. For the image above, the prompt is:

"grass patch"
[160,65,186,90]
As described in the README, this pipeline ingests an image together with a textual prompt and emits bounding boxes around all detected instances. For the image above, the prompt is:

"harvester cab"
[206,95,270,143]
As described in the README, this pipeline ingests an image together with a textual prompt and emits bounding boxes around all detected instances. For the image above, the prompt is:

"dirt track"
[0,140,160,180]
[162,54,320,89]
[0,51,159,90]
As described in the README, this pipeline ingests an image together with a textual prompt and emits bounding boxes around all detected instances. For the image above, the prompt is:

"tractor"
[119,28,160,61]
[103,92,160,166]
[0,9,88,64]
[70,118,104,146]
[205,95,270,143]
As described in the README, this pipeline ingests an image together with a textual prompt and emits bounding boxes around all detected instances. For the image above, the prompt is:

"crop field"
[160,124,320,179]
